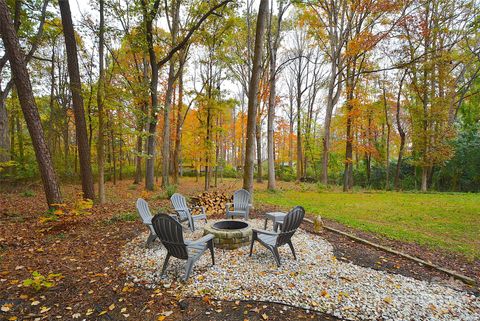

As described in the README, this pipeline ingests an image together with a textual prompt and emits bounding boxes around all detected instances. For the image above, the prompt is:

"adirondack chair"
[170,193,207,231]
[249,206,305,266]
[152,213,215,281]
[136,198,158,248]
[226,189,252,220]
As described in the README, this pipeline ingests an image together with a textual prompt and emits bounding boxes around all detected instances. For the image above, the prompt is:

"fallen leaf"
[1,304,12,312]
[384,297,392,304]
[262,313,269,320]
[8,317,17,321]
[161,310,173,316]
[31,301,40,306]
[40,306,51,313]
[108,304,115,311]
[157,316,166,321]
[72,313,81,319]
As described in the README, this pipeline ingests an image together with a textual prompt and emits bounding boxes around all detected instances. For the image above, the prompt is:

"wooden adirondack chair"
[136,198,158,248]
[226,189,252,220]
[249,206,305,266]
[170,193,207,231]
[152,213,215,281]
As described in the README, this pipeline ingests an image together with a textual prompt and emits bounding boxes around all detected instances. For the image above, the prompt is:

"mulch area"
[0,179,478,320]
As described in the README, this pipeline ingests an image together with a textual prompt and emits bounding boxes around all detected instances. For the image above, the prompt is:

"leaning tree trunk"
[0,0,62,206]
[243,0,268,197]
[59,0,95,200]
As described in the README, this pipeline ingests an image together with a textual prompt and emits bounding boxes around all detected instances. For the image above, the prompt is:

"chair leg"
[271,247,281,267]
[146,232,156,248]
[161,253,171,276]
[208,240,215,265]
[183,259,194,281]
[287,241,297,260]
[249,238,255,257]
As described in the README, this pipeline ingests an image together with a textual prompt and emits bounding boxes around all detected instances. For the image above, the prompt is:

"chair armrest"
[189,233,214,245]
[252,228,278,236]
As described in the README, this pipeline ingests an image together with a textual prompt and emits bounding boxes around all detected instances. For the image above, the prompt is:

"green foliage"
[165,184,177,199]
[23,271,63,292]
[105,212,137,225]
[275,165,295,182]
[21,189,36,197]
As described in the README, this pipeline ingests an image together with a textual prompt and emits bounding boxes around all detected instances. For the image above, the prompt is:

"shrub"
[23,271,63,291]
[160,184,177,199]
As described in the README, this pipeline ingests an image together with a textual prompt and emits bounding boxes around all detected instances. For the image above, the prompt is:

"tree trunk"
[59,0,95,200]
[0,0,62,206]
[394,128,405,190]
[243,0,268,197]
[172,65,183,184]
[421,166,428,192]
[383,85,391,191]
[97,0,106,203]
[266,1,285,191]
[142,0,160,191]
[256,111,262,183]
[0,96,9,162]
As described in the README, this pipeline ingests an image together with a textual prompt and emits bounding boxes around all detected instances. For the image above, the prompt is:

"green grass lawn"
[256,189,480,260]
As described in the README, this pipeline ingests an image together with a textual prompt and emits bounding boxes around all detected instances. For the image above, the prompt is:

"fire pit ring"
[203,220,252,250]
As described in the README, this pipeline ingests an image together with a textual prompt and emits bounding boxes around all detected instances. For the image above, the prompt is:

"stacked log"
[191,191,232,216]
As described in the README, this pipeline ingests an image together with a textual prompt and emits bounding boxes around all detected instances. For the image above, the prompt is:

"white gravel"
[120,219,480,320]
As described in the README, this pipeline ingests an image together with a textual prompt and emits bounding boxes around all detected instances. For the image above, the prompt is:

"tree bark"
[256,107,262,183]
[97,0,106,203]
[243,0,268,197]
[141,0,160,191]
[0,0,62,205]
[394,73,406,191]
[266,0,286,191]
[59,0,95,200]
[382,84,391,191]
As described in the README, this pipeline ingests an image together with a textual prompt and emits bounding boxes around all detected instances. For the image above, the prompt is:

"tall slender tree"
[58,0,95,199]
[243,0,268,196]
[97,0,106,203]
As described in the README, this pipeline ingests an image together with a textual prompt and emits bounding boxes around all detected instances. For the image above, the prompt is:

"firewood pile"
[191,191,232,216]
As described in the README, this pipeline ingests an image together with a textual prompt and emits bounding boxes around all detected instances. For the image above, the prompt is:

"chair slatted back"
[171,193,190,221]
[233,189,250,211]
[136,198,153,224]
[152,214,188,260]
[276,206,305,246]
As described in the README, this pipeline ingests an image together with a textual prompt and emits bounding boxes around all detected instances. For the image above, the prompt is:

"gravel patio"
[121,219,480,321]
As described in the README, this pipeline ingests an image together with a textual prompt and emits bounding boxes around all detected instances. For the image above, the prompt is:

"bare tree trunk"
[421,166,428,192]
[382,84,391,191]
[172,61,184,185]
[296,84,302,182]
[394,72,406,189]
[243,0,268,197]
[0,0,62,205]
[141,0,160,191]
[256,109,262,183]
[266,0,286,191]
[0,95,9,162]
[97,0,106,203]
[59,0,95,200]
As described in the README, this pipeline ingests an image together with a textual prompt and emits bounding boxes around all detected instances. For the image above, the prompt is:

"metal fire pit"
[203,220,252,250]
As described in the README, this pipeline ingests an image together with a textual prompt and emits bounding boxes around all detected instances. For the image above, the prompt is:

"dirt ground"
[0,179,478,320]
